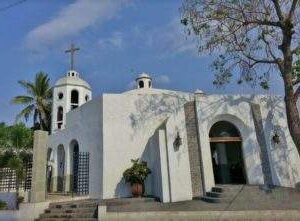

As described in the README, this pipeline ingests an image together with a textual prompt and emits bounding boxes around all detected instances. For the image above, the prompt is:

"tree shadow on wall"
[129,93,190,135]
[199,94,298,187]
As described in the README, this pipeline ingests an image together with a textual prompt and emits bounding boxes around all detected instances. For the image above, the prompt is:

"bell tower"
[136,72,152,89]
[51,44,92,133]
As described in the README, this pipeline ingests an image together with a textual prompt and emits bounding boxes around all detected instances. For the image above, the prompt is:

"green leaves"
[123,158,151,185]
[0,123,33,149]
[11,72,52,131]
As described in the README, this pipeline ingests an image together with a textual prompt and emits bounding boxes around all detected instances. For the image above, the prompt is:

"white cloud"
[98,32,124,49]
[144,18,199,57]
[154,75,171,84]
[25,0,129,51]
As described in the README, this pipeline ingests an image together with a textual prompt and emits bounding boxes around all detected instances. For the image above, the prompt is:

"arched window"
[70,140,79,193]
[85,95,89,102]
[71,90,79,109]
[57,145,65,192]
[209,121,240,141]
[57,106,63,129]
[139,81,144,88]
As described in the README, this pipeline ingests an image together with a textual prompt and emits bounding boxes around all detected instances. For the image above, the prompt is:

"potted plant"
[123,159,151,197]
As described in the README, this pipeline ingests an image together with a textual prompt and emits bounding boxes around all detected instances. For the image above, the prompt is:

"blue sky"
[0,0,283,125]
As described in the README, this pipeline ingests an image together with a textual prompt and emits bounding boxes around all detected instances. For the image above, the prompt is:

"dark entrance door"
[210,142,246,184]
[72,144,79,193]
[209,121,246,185]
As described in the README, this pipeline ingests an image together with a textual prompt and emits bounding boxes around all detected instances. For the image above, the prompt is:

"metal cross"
[65,43,80,70]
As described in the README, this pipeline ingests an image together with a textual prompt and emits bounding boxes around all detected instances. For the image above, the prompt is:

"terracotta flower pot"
[131,183,143,197]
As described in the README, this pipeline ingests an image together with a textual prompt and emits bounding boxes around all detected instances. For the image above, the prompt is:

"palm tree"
[11,72,52,131]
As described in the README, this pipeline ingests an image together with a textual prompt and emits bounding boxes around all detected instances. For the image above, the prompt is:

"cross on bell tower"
[65,43,80,70]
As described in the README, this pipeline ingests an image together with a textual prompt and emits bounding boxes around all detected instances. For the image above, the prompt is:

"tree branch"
[243,20,281,27]
[271,0,284,21]
[289,0,298,19]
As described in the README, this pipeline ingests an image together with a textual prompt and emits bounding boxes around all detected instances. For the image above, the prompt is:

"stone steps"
[35,199,98,221]
[40,212,96,218]
[201,185,245,203]
[35,218,97,221]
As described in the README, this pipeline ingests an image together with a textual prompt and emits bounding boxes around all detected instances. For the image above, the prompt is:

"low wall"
[0,201,49,221]
[0,192,16,209]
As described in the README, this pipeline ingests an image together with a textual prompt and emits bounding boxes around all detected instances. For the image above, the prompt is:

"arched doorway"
[46,148,53,193]
[70,140,79,193]
[209,121,246,184]
[57,145,65,192]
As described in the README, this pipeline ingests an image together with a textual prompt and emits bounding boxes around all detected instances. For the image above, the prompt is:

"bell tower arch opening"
[209,121,246,184]
[70,140,79,193]
[136,72,152,89]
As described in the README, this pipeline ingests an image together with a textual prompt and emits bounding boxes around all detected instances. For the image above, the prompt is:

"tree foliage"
[181,0,300,150]
[0,123,33,149]
[11,72,52,131]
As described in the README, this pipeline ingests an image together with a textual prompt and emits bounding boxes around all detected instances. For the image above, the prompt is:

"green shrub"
[123,159,151,185]
[0,200,7,210]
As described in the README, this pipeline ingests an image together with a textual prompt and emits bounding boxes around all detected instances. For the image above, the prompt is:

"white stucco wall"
[48,86,300,202]
[102,89,193,200]
[164,108,193,202]
[258,96,300,187]
[48,97,103,198]
[195,94,300,193]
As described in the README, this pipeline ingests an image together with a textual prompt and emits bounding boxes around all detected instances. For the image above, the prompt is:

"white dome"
[194,89,205,94]
[55,70,91,90]
[136,72,151,80]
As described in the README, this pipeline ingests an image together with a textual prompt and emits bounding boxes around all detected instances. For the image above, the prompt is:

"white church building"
[47,68,300,203]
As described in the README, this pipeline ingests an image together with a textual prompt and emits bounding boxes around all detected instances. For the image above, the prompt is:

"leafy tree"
[0,123,9,148]
[0,123,33,149]
[8,123,33,149]
[11,72,52,131]
[181,0,300,151]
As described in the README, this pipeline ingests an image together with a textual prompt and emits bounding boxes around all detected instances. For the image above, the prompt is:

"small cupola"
[66,70,79,78]
[136,72,152,89]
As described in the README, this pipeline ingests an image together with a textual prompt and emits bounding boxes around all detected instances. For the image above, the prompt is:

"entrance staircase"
[34,199,98,221]
[201,184,245,203]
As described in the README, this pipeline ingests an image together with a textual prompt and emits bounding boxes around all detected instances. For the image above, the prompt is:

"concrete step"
[45,207,96,214]
[102,197,157,206]
[201,196,225,203]
[49,201,98,209]
[35,218,97,221]
[206,191,223,198]
[40,211,96,219]
[211,187,223,193]
[215,185,244,192]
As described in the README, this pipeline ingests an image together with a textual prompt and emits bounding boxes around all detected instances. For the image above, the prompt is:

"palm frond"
[15,104,35,122]
[11,96,34,105]
[17,80,36,96]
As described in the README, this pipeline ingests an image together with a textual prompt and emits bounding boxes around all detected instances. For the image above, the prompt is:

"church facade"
[47,69,300,203]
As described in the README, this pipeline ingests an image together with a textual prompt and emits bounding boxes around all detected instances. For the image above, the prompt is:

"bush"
[0,200,7,210]
[123,159,151,185]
